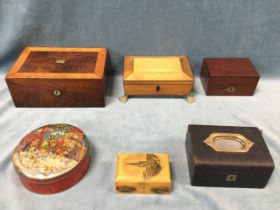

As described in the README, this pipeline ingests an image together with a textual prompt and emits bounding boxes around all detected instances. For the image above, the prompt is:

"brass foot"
[186,95,195,104]
[119,95,128,103]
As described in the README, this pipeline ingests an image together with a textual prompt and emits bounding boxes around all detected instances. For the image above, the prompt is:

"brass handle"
[56,59,65,64]
[156,85,160,92]
[53,90,62,96]
[226,86,237,93]
[203,133,254,153]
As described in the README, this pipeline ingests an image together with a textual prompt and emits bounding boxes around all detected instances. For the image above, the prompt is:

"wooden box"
[186,125,274,188]
[6,47,107,107]
[115,153,171,194]
[120,56,194,102]
[200,58,260,95]
[12,124,90,194]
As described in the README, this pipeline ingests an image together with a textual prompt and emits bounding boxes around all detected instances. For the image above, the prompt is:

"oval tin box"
[12,124,90,194]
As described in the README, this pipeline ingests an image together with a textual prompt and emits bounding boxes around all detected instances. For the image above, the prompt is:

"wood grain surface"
[5,47,107,107]
[201,58,260,96]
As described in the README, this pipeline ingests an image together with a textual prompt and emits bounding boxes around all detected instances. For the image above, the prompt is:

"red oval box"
[12,124,90,194]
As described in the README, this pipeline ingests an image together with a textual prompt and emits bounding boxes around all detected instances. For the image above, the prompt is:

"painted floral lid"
[13,124,89,180]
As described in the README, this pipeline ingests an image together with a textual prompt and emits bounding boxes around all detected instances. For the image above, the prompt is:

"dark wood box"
[186,125,274,188]
[6,47,107,107]
[200,58,260,96]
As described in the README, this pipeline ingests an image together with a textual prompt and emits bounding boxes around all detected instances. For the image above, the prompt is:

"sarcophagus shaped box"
[120,56,194,102]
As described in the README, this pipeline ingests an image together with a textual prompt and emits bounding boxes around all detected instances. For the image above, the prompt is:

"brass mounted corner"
[203,133,254,153]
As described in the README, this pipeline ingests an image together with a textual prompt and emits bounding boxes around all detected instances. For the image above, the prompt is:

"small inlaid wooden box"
[115,153,171,194]
[186,125,274,188]
[120,56,194,102]
[6,47,107,107]
[201,58,260,96]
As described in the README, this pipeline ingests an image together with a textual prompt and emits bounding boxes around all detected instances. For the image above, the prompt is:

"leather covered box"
[6,47,107,107]
[12,124,90,194]
[120,56,194,102]
[186,125,274,188]
[115,153,171,194]
[200,58,260,96]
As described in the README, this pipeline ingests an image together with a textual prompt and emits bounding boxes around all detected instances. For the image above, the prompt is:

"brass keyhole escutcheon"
[156,85,160,92]
[53,90,62,96]
[225,174,238,182]
[226,86,237,93]
[56,59,65,64]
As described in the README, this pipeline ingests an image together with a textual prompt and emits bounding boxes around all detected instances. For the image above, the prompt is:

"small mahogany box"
[200,58,260,95]
[186,125,274,188]
[120,56,194,102]
[6,47,107,107]
[115,153,171,194]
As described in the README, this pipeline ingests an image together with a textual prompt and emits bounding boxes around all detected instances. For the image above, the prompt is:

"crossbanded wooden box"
[121,56,194,102]
[6,47,107,107]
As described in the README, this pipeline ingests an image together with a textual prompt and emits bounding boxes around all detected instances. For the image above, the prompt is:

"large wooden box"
[6,47,107,107]
[115,153,171,194]
[12,124,90,194]
[121,56,194,101]
[186,125,274,188]
[200,58,260,96]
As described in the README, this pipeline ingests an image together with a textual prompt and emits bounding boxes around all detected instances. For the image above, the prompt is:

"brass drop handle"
[226,86,237,93]
[156,85,160,92]
[53,89,62,96]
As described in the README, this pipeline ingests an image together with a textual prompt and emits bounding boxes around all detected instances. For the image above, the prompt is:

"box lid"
[204,58,260,85]
[13,123,89,180]
[6,47,107,79]
[187,125,274,168]
[123,56,194,84]
[115,153,171,183]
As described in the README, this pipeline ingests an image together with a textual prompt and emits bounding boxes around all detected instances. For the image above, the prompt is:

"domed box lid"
[12,123,90,194]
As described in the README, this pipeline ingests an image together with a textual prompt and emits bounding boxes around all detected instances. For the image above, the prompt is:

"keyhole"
[225,174,238,182]
[156,85,160,92]
[53,90,62,96]
[226,86,237,93]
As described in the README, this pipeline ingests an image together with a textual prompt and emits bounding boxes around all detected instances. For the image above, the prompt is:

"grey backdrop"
[0,0,280,77]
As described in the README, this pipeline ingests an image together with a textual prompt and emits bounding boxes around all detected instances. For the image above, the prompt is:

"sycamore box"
[115,153,171,194]
[121,56,194,101]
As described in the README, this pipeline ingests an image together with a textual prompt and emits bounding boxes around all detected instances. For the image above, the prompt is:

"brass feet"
[186,95,195,104]
[119,95,128,103]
